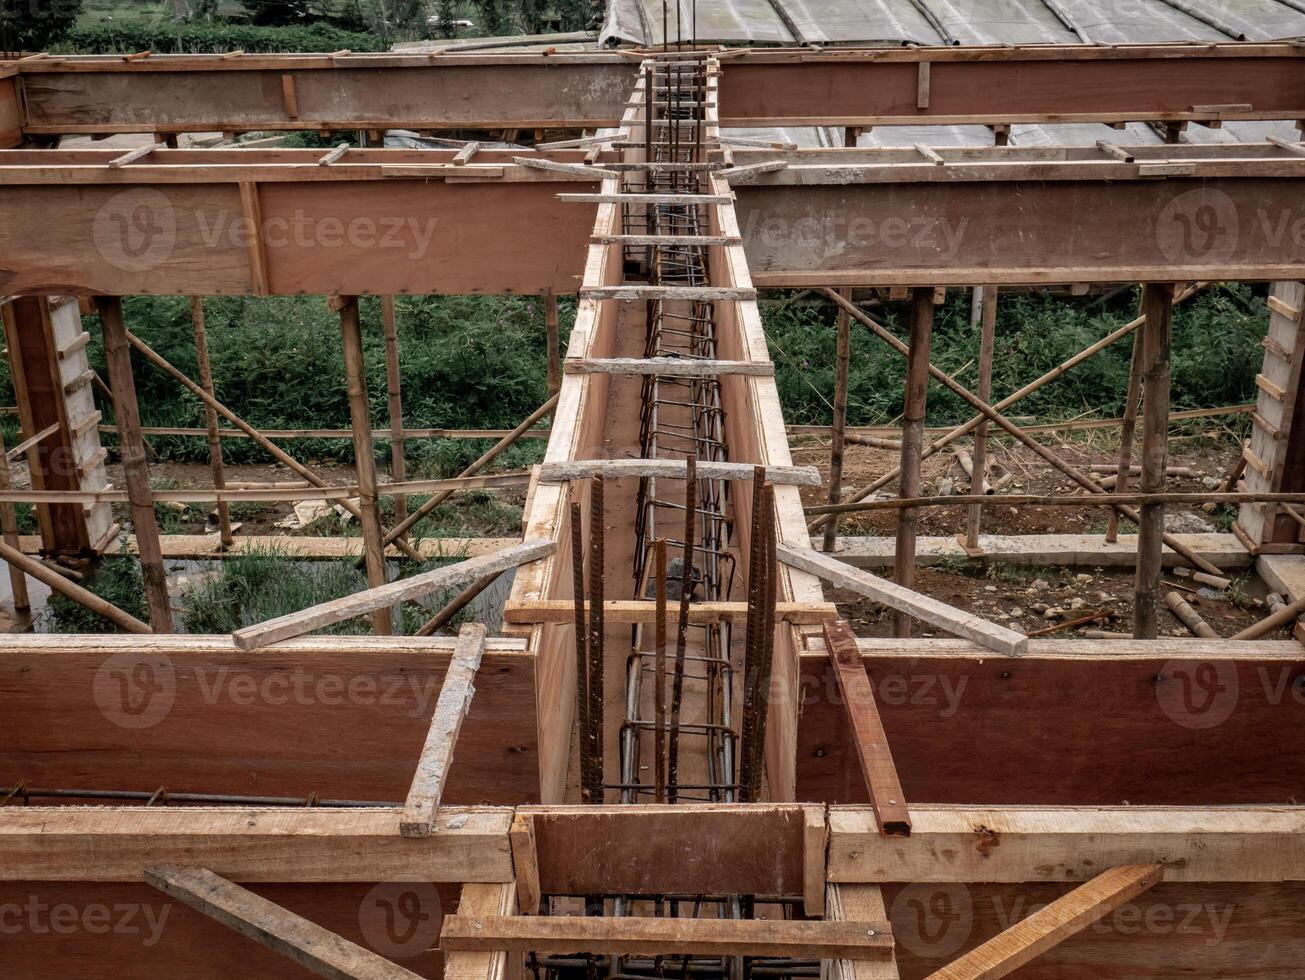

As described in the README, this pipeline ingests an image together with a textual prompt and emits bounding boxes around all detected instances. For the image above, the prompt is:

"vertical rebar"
[654,537,669,803]
[738,466,766,801]
[667,454,696,803]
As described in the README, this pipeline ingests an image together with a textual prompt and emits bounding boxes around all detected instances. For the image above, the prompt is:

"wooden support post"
[446,884,518,980]
[924,864,1162,980]
[401,622,486,837]
[828,885,900,980]
[509,812,540,915]
[1107,303,1146,543]
[1134,283,1174,639]
[381,296,409,534]
[0,430,29,612]
[189,297,233,547]
[803,806,828,917]
[0,539,149,632]
[544,289,561,397]
[145,866,424,979]
[823,287,852,552]
[94,297,173,632]
[823,620,911,835]
[965,286,997,549]
[338,296,392,636]
[896,288,934,637]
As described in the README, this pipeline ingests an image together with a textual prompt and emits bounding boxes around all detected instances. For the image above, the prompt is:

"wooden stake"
[1107,303,1145,543]
[896,288,934,637]
[381,296,409,534]
[338,296,392,636]
[822,287,852,552]
[0,430,30,612]
[1134,283,1174,639]
[965,286,997,549]
[544,290,561,397]
[95,297,173,632]
[189,297,232,547]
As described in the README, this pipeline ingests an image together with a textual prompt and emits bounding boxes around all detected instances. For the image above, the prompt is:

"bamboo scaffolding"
[895,289,933,637]
[805,490,1305,515]
[189,297,233,547]
[822,288,851,552]
[808,283,1211,532]
[0,540,151,633]
[1135,283,1174,639]
[966,286,997,548]
[121,327,426,563]
[381,296,409,535]
[1108,298,1146,543]
[0,430,29,612]
[337,296,392,636]
[817,289,1224,578]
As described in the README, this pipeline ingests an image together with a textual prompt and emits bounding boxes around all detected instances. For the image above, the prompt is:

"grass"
[40,553,149,633]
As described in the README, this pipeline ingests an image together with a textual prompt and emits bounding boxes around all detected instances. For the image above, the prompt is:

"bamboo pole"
[1165,591,1218,638]
[809,283,1210,532]
[0,431,29,612]
[414,572,499,637]
[806,490,1305,514]
[0,540,150,633]
[189,297,233,547]
[822,287,852,553]
[1107,305,1146,543]
[895,288,934,638]
[381,296,408,535]
[545,290,562,397]
[965,286,997,549]
[818,288,1224,578]
[1134,283,1174,639]
[383,393,560,547]
[123,328,425,563]
[337,297,392,636]
[1231,593,1305,641]
[94,298,173,632]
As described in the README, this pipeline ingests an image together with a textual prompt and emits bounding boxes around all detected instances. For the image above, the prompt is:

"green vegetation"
[767,284,1263,429]
[1,0,84,52]
[62,19,382,52]
[40,554,149,633]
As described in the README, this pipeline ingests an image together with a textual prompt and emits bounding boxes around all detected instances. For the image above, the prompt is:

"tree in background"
[0,0,84,52]
[243,0,319,25]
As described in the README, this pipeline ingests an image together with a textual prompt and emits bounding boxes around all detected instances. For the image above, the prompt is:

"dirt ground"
[793,430,1295,641]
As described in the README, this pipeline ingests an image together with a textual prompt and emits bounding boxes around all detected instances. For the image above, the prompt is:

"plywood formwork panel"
[0,636,539,805]
[797,651,1305,806]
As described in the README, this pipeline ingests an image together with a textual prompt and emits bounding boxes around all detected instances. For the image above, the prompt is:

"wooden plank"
[558,192,733,204]
[446,884,518,980]
[509,813,540,915]
[823,621,911,836]
[565,357,774,377]
[828,806,1305,883]
[1268,293,1303,322]
[511,156,617,179]
[439,915,893,959]
[580,285,757,301]
[540,459,819,486]
[503,598,837,625]
[145,866,424,979]
[400,624,487,838]
[0,807,513,882]
[778,544,1027,656]
[923,864,1163,980]
[232,540,554,650]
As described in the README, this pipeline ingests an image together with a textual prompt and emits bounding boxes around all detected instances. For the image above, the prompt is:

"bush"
[1,0,83,52]
[61,20,383,54]
[40,555,149,634]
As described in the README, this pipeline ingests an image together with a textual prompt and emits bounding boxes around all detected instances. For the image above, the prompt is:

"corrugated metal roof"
[602,0,1305,46]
